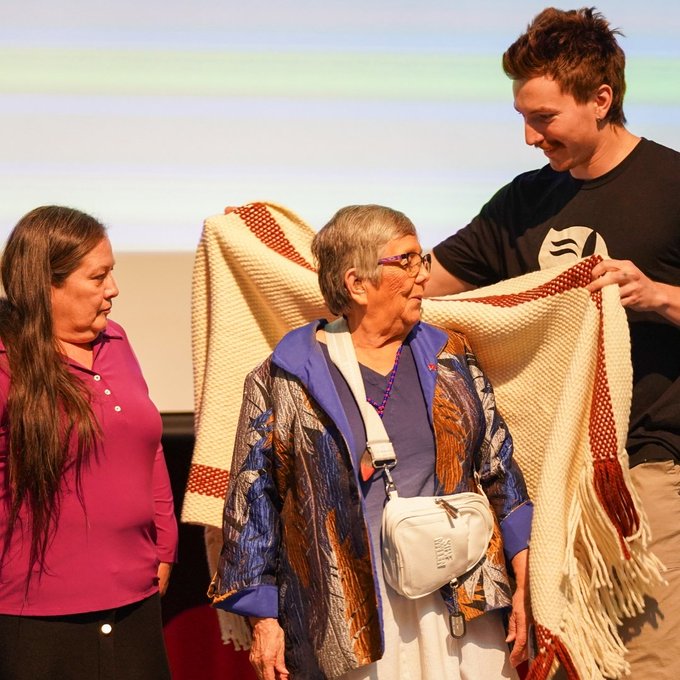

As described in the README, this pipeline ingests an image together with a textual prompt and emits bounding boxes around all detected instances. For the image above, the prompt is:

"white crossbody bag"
[325,320,494,607]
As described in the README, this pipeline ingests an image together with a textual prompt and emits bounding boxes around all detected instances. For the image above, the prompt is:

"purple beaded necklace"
[366,344,404,418]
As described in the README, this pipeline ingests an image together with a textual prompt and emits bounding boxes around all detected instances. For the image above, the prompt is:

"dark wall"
[160,413,256,679]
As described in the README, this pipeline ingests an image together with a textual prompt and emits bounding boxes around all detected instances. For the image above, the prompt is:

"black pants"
[0,593,171,680]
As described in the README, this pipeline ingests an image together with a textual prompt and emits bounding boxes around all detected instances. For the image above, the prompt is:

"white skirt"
[339,583,518,680]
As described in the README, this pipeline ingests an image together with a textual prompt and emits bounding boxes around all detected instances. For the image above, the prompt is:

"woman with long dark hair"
[0,206,178,679]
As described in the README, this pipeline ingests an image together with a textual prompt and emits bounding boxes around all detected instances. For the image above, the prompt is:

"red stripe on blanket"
[459,256,599,307]
[233,203,316,271]
[526,624,580,680]
[590,291,639,555]
[186,463,230,499]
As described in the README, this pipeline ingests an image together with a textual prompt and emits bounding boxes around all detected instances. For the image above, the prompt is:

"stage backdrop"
[1,0,679,410]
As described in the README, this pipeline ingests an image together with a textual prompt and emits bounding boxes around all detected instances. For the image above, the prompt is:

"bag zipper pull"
[435,497,460,519]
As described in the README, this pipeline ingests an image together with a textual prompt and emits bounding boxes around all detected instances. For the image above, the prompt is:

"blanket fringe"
[555,462,666,679]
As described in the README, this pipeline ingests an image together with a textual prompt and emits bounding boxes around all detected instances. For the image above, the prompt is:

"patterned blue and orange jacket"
[210,321,532,678]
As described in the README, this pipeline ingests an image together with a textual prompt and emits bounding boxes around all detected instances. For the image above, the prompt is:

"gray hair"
[311,204,417,315]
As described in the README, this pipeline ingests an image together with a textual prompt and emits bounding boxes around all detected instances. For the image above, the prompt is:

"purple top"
[0,320,178,615]
[322,342,436,513]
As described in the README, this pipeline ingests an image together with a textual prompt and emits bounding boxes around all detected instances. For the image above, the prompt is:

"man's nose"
[524,122,544,147]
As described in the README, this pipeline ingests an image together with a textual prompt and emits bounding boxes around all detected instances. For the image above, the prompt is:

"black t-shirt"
[433,138,680,462]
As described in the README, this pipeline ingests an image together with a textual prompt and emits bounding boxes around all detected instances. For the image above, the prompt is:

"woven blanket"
[183,202,664,680]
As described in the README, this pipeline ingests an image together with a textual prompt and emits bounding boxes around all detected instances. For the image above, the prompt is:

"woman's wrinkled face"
[51,237,119,345]
[364,234,430,332]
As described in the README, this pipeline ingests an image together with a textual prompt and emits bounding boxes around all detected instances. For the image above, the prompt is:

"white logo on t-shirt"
[538,226,609,270]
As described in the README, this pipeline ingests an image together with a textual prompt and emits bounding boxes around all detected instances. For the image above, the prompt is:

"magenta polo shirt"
[0,320,178,615]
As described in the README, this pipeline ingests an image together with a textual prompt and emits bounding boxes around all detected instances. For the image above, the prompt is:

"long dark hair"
[0,206,105,574]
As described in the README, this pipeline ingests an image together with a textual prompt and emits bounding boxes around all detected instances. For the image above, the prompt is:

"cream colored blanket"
[182,202,664,680]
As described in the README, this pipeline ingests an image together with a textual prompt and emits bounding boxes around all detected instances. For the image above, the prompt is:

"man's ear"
[593,83,613,122]
[345,268,367,304]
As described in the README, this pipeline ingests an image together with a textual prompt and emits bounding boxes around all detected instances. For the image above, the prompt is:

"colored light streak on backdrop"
[1,0,679,251]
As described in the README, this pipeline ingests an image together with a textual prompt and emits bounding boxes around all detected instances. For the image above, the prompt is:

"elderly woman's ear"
[344,268,367,305]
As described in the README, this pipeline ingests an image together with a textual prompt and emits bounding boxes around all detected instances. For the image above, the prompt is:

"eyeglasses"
[377,252,432,276]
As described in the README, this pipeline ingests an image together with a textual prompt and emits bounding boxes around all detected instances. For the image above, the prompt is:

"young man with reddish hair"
[428,7,680,678]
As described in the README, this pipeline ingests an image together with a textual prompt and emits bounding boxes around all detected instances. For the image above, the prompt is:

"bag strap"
[324,318,397,470]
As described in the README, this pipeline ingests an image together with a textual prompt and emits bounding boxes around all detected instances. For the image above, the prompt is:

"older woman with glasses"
[210,205,532,680]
